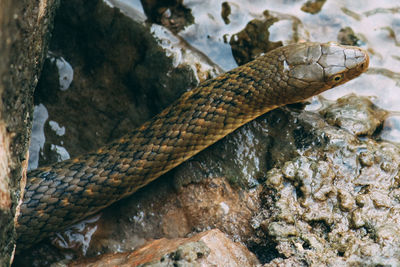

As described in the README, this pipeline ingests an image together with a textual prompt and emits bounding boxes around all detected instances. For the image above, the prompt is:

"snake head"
[275,42,369,104]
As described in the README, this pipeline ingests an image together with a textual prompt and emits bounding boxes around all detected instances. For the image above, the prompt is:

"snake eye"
[332,74,343,83]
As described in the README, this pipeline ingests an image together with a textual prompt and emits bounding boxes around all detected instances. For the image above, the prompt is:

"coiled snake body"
[17,42,369,247]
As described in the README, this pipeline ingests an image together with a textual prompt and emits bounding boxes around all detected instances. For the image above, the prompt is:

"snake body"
[17,42,369,247]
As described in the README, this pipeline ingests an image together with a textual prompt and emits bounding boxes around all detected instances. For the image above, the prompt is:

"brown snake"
[17,42,369,248]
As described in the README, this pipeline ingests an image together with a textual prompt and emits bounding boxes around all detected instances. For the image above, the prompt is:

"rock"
[337,27,363,46]
[320,94,387,136]
[301,0,327,14]
[44,177,261,264]
[67,229,259,267]
[30,0,220,168]
[0,0,59,265]
[229,11,282,65]
[141,0,194,33]
[256,97,400,265]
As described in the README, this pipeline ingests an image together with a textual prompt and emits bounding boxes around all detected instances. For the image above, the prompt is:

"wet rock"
[255,97,400,265]
[228,8,310,66]
[337,27,363,46]
[67,229,259,266]
[221,2,232,25]
[229,11,282,65]
[49,176,261,262]
[0,0,59,265]
[320,94,388,136]
[301,0,327,14]
[32,0,201,167]
[141,0,194,33]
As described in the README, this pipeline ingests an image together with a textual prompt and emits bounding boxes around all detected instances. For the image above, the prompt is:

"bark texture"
[0,0,59,265]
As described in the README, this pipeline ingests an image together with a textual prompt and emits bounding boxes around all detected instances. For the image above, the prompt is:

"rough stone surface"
[67,229,259,267]
[257,98,400,266]
[320,94,387,136]
[0,0,59,265]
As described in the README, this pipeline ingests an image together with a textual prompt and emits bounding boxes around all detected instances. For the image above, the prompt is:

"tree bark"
[0,0,59,265]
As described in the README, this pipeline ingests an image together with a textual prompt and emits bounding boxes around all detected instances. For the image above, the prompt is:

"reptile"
[16,42,369,248]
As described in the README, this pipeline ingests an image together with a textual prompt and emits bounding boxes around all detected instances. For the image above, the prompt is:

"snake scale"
[17,42,369,248]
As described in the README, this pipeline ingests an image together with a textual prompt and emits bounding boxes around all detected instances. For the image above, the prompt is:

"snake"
[16,42,369,248]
